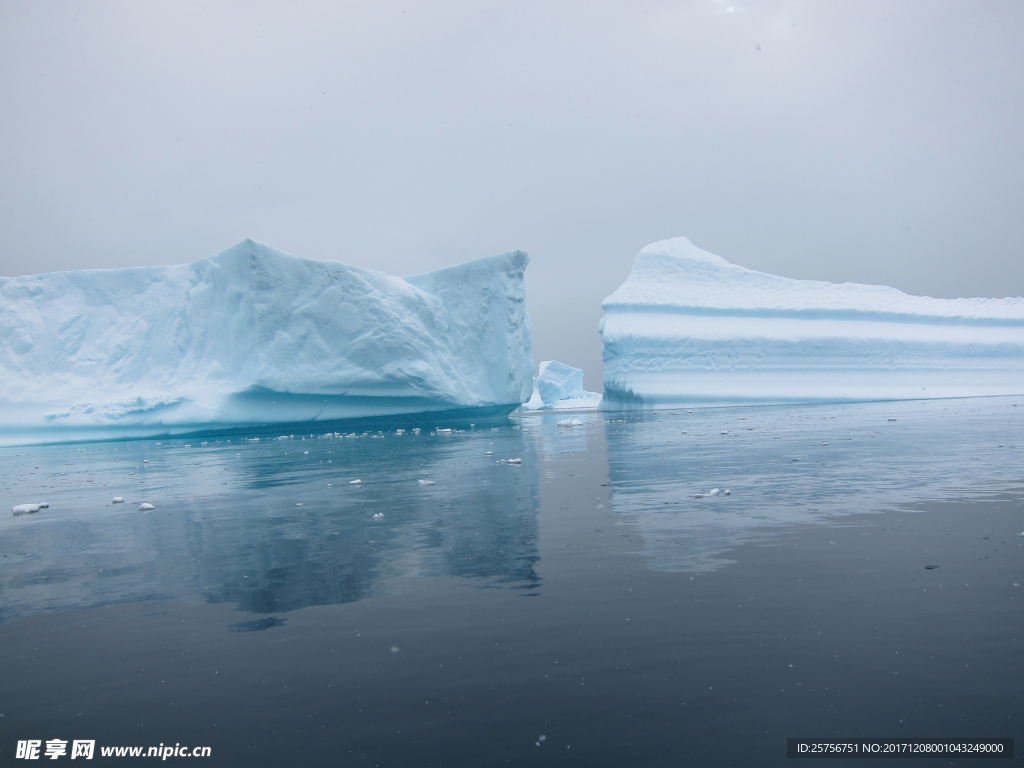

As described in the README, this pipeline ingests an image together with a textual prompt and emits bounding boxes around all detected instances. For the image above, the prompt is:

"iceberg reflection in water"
[0,424,541,623]
[603,396,1024,572]
[3,396,1023,622]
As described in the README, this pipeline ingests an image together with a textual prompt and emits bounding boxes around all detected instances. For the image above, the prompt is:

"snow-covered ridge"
[600,237,1024,408]
[604,237,1024,322]
[0,240,532,444]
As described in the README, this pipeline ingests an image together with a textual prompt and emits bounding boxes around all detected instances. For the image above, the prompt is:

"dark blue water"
[1,399,1022,765]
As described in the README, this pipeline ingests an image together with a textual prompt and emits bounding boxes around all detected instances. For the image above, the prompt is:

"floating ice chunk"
[600,236,1024,409]
[304,451,309,455]
[349,479,362,485]
[12,503,40,514]
[485,451,493,455]
[571,418,583,426]
[708,488,721,497]
[296,503,304,507]
[138,503,155,511]
[372,513,384,520]
[112,497,124,503]
[37,502,49,508]
[724,489,731,495]
[418,479,435,486]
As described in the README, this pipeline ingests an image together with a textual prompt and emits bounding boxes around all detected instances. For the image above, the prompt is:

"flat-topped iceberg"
[0,240,532,444]
[521,360,602,411]
[600,237,1024,408]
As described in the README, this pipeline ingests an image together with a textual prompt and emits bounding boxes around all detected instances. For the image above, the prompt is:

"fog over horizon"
[2,0,1022,390]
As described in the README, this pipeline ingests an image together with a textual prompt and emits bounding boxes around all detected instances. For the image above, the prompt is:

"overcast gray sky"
[2,0,1022,390]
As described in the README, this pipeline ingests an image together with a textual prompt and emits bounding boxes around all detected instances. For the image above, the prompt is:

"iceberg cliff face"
[600,237,1024,408]
[0,240,532,444]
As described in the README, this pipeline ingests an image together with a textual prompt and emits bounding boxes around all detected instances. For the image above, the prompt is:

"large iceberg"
[600,237,1024,408]
[0,240,533,444]
[521,360,602,411]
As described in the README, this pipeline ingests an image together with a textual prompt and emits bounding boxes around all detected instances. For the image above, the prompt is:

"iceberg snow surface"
[600,237,1024,409]
[0,240,532,444]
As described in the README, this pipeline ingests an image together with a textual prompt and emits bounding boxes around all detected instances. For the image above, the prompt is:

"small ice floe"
[350,479,362,485]
[708,488,721,497]
[37,502,49,508]
[508,458,522,464]
[303,451,309,455]
[12,503,40,515]
[721,431,729,435]
[418,479,435,486]
[143,459,148,463]
[138,503,155,511]
[485,451,493,456]
[557,419,573,427]
[372,512,384,520]
[724,489,731,496]
[296,503,305,507]
[437,428,453,433]
[327,483,332,487]
[112,497,125,504]
[396,429,405,435]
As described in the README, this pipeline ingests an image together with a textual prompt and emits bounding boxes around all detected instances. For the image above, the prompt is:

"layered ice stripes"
[600,237,1024,408]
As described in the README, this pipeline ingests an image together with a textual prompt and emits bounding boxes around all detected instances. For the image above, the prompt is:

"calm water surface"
[0,398,1022,766]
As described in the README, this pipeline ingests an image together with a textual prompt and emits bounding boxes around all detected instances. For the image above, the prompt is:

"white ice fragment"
[708,488,721,497]
[508,458,522,464]
[12,503,40,515]
[418,479,435,486]
[571,418,583,426]
[724,489,731,495]
[112,497,124,503]
[485,451,493,455]
[350,479,362,485]
[296,503,304,507]
[372,513,384,520]
[138,503,155,511]
[557,419,573,427]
